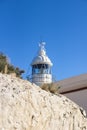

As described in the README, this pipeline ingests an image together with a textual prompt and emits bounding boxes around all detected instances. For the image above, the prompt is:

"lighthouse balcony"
[32,74,52,86]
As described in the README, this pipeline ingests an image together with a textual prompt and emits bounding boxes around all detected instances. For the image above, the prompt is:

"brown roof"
[55,74,87,94]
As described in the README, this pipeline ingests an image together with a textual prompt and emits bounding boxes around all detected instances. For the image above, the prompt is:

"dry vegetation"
[0,52,24,78]
[41,83,61,95]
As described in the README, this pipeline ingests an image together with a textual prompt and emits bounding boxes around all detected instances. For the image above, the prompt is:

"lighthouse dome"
[31,42,53,66]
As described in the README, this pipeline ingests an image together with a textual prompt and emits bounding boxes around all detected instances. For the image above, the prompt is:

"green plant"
[0,52,25,78]
[0,52,8,72]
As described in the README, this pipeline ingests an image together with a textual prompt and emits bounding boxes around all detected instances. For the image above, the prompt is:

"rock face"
[0,73,87,130]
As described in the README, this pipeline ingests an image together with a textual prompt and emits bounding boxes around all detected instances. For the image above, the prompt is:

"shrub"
[0,52,25,78]
[0,52,8,73]
[41,83,61,95]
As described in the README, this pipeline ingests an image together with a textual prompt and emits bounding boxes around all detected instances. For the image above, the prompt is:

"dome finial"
[39,42,46,50]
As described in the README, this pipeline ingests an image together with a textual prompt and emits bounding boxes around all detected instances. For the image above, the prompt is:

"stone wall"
[0,73,87,130]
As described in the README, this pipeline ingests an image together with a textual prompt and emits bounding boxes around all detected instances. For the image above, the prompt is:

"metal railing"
[26,74,56,83]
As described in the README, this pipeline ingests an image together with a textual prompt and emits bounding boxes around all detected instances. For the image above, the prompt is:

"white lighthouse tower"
[31,42,53,86]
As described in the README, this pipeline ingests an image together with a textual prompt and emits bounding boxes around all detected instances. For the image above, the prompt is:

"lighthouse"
[31,42,53,86]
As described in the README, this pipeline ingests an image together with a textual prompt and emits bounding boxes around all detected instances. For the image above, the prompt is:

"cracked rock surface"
[0,73,87,130]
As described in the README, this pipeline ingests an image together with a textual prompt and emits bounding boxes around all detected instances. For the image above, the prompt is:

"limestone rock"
[0,73,87,130]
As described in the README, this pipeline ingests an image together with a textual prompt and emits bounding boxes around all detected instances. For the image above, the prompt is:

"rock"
[80,107,87,117]
[0,73,87,130]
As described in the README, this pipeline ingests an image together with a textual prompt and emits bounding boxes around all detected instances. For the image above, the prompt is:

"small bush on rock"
[0,52,25,78]
[41,83,61,95]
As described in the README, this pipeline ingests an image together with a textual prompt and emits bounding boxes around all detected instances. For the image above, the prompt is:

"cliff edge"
[0,73,87,130]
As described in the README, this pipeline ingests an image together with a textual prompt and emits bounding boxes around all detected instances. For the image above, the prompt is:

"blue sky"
[0,0,87,80]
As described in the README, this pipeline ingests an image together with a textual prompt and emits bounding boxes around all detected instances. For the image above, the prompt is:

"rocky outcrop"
[0,73,87,130]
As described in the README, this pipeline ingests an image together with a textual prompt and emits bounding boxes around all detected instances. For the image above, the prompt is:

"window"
[32,64,52,74]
